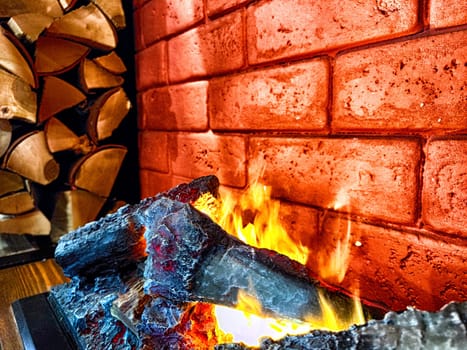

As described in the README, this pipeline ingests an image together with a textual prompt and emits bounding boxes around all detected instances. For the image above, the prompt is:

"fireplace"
[46,175,467,348]
[134,0,466,315]
[4,0,466,348]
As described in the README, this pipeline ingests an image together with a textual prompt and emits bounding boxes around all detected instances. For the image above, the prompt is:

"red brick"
[133,0,150,10]
[169,132,246,187]
[247,0,418,64]
[168,11,245,82]
[249,137,420,224]
[137,1,160,47]
[422,139,467,237]
[207,0,249,16]
[133,9,144,51]
[139,0,204,46]
[307,214,467,311]
[135,41,168,91]
[333,30,467,131]
[429,0,467,28]
[138,131,169,172]
[209,59,329,131]
[140,81,208,131]
[140,170,174,198]
[279,202,319,248]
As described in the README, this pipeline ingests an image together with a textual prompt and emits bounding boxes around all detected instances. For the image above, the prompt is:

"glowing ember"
[194,182,366,346]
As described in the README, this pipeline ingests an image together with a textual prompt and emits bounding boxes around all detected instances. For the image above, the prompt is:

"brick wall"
[133,0,467,312]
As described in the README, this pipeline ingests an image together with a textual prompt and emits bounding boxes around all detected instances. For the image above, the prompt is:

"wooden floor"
[0,259,67,350]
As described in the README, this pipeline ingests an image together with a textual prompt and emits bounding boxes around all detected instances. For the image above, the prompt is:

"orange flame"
[193,183,366,346]
[195,183,308,265]
[318,188,353,284]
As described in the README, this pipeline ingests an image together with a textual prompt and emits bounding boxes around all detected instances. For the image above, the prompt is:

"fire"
[318,188,353,284]
[213,291,314,346]
[194,182,366,347]
[195,183,308,265]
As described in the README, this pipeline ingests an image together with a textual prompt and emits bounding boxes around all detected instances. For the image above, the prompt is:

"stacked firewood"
[0,0,132,240]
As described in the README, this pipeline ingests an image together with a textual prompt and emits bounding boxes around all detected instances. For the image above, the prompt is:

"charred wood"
[155,174,220,203]
[55,174,376,322]
[143,197,374,322]
[49,266,221,350]
[110,276,150,336]
[49,273,140,350]
[54,175,220,277]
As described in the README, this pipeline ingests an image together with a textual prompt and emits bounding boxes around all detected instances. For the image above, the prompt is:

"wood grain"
[0,259,67,350]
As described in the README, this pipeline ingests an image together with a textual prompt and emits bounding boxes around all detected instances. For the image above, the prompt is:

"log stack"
[0,0,135,240]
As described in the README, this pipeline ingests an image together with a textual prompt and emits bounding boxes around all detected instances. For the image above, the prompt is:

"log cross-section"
[38,76,86,122]
[0,28,36,88]
[0,69,36,123]
[35,36,90,75]
[69,146,127,197]
[3,130,59,185]
[46,3,118,51]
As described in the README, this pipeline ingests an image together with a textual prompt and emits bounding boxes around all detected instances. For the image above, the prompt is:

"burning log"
[54,175,220,277]
[51,175,466,349]
[49,273,140,349]
[55,174,376,323]
[143,197,376,322]
[50,264,222,350]
[216,301,467,350]
[108,274,220,349]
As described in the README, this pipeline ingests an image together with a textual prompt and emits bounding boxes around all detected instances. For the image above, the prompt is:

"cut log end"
[0,28,36,88]
[46,3,118,51]
[0,119,12,158]
[92,0,126,30]
[44,159,60,182]
[0,69,37,123]
[0,0,63,18]
[7,13,54,44]
[70,146,127,197]
[4,131,60,185]
[35,36,90,75]
[38,76,86,122]
[0,210,51,235]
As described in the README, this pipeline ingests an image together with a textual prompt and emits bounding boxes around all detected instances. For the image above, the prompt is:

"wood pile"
[0,0,134,241]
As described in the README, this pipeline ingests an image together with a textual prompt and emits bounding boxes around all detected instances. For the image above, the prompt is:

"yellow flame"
[214,291,314,347]
[317,188,353,284]
[317,213,352,284]
[193,183,366,346]
[195,183,308,265]
[308,290,366,332]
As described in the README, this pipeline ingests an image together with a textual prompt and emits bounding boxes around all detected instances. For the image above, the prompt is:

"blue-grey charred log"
[216,302,467,350]
[49,267,219,350]
[54,175,219,277]
[49,274,140,349]
[143,197,371,322]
